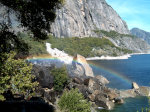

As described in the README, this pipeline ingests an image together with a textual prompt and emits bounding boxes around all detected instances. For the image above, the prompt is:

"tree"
[0,0,65,56]
[0,52,38,101]
[51,66,68,92]
[58,88,91,112]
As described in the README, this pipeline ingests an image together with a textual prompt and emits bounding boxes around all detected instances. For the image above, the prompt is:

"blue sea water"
[88,54,150,112]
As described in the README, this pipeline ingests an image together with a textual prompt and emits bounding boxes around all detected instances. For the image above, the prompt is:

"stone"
[51,0,130,38]
[32,65,54,89]
[88,78,101,91]
[95,94,115,110]
[72,77,83,84]
[68,54,94,77]
[132,82,139,89]
[95,75,109,85]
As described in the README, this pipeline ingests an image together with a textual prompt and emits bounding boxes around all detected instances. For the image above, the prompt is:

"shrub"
[51,66,68,92]
[0,52,38,101]
[58,88,91,112]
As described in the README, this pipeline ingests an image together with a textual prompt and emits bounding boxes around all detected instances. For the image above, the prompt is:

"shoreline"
[86,53,149,60]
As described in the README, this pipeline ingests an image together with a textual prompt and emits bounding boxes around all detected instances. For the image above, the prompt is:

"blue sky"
[106,0,150,32]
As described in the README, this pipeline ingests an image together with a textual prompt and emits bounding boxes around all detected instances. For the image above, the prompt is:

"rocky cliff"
[51,0,130,37]
[130,28,150,45]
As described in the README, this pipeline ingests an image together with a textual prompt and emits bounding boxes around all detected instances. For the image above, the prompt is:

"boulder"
[95,94,114,110]
[132,82,139,89]
[68,54,94,77]
[95,75,109,85]
[32,65,54,89]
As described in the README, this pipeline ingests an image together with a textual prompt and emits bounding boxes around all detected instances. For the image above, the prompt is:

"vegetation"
[94,29,136,38]
[18,32,48,55]
[0,52,38,101]
[19,33,132,57]
[51,66,68,92]
[58,88,91,112]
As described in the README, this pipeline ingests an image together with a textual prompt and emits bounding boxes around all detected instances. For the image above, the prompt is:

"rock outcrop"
[119,86,150,98]
[132,82,139,89]
[51,0,130,37]
[68,54,94,77]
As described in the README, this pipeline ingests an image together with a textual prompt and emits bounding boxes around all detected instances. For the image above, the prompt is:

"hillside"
[19,31,150,58]
[130,28,150,45]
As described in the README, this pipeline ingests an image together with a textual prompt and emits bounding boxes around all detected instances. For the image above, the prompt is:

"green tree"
[0,52,38,101]
[58,88,91,112]
[51,66,68,92]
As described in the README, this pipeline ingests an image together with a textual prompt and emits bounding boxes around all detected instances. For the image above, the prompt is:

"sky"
[106,0,150,32]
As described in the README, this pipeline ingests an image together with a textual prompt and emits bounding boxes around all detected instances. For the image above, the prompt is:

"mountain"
[50,0,130,37]
[1,1,150,54]
[130,28,150,45]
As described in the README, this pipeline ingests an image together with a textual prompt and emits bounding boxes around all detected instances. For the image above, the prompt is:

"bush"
[51,66,68,92]
[58,88,91,112]
[0,52,38,101]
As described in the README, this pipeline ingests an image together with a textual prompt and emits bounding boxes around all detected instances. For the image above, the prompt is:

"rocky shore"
[30,54,150,111]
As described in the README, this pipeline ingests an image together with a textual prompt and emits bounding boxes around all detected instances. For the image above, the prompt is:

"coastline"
[86,53,149,60]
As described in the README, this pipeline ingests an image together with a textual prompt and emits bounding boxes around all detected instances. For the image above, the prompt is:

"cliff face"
[130,28,150,45]
[51,0,130,37]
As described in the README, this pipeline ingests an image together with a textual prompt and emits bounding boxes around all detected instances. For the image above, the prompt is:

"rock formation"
[132,82,139,89]
[68,54,94,77]
[51,0,130,37]
[120,86,150,98]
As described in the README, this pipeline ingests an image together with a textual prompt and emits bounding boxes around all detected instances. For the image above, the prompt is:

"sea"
[88,54,150,112]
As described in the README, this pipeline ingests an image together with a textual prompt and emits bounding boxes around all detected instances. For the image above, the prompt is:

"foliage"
[18,32,48,55]
[0,24,29,55]
[0,52,38,101]
[58,88,91,112]
[94,30,136,38]
[51,66,68,92]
